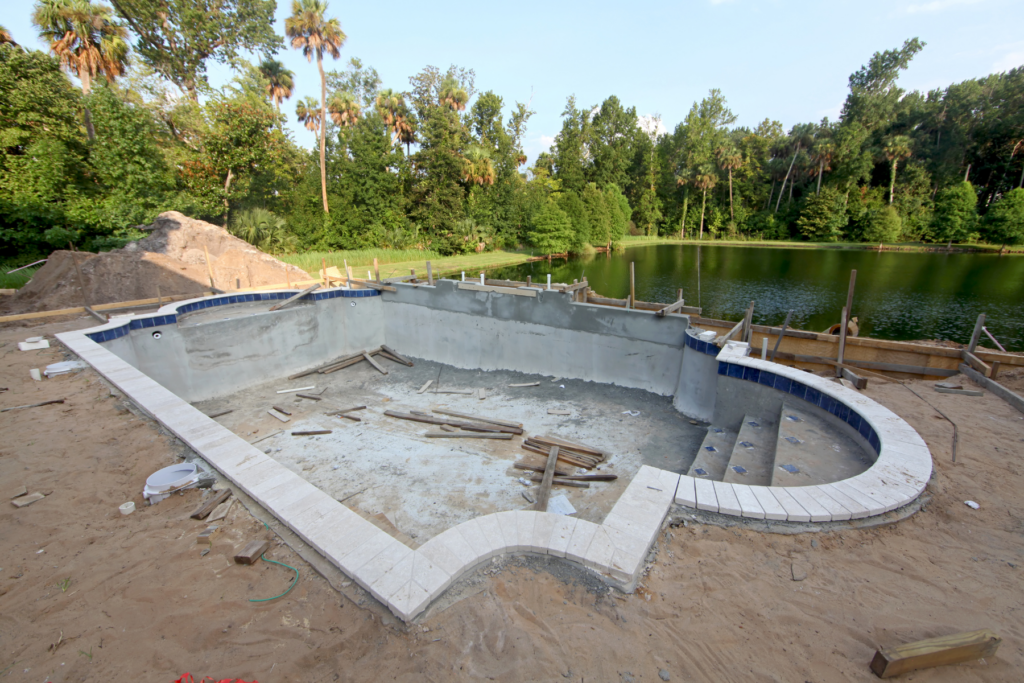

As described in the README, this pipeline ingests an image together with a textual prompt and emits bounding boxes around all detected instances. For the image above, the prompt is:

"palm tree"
[439,76,468,112]
[32,0,129,141]
[375,88,409,148]
[693,166,718,240]
[461,146,496,186]
[0,25,19,46]
[883,134,912,205]
[810,140,835,195]
[395,110,416,155]
[717,148,743,222]
[328,91,361,128]
[285,0,346,213]
[259,59,295,113]
[295,96,322,133]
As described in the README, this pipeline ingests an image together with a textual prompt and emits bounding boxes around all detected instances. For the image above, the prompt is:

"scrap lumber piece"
[11,492,45,508]
[935,387,983,396]
[961,350,992,376]
[430,408,523,429]
[277,386,314,394]
[533,473,618,482]
[302,347,383,376]
[267,409,291,423]
[268,283,319,312]
[840,367,868,390]
[434,389,474,395]
[1,399,65,413]
[869,629,1001,679]
[205,409,233,418]
[295,393,321,401]
[656,299,688,318]
[196,526,220,545]
[379,350,413,366]
[533,446,560,512]
[355,280,397,292]
[380,345,413,366]
[531,434,604,458]
[521,443,597,468]
[363,351,388,375]
[322,356,366,374]
[509,382,540,387]
[207,499,234,522]
[234,539,270,565]
[291,429,332,436]
[959,363,1024,415]
[338,405,367,413]
[250,429,283,444]
[548,409,571,415]
[384,410,520,434]
[11,485,27,499]
[514,462,570,477]
[439,424,457,432]
[334,412,361,422]
[424,432,513,440]
[271,405,292,416]
[529,476,591,488]
[417,380,434,394]
[190,489,231,519]
[84,306,107,323]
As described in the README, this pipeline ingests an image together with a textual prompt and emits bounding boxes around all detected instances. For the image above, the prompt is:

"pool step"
[722,415,778,486]
[771,402,873,486]
[688,426,736,480]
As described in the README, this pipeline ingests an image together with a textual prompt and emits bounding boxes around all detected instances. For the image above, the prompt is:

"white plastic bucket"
[145,463,198,492]
[119,501,135,515]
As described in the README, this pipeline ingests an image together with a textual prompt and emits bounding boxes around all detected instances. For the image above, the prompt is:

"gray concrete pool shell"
[57,279,933,623]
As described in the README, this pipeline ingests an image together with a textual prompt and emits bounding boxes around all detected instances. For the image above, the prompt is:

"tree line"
[1,3,1023,263]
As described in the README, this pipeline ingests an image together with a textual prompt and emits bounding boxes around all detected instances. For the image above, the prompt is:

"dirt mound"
[0,212,312,315]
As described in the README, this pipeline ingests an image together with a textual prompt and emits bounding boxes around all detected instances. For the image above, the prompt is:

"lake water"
[488,244,1024,352]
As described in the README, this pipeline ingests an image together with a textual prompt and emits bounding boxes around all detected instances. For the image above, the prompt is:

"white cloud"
[906,0,982,13]
[539,134,556,150]
[993,51,1024,73]
[638,115,667,139]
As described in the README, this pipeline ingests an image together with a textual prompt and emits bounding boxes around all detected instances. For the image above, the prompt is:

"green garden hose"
[248,520,298,602]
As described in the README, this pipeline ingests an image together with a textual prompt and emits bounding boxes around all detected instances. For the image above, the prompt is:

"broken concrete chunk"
[11,492,45,508]
[791,562,807,581]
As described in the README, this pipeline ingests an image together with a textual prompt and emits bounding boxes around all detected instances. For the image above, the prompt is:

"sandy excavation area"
[1,315,1023,682]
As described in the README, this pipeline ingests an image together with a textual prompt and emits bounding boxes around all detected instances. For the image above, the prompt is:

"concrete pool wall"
[58,281,933,622]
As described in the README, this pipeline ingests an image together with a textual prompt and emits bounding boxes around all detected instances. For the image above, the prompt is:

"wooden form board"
[869,629,1001,678]
[457,282,538,297]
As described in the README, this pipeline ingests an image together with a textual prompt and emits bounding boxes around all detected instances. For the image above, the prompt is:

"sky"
[6,0,1024,166]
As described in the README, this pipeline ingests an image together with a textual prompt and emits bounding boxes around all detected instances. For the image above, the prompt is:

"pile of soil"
[0,211,312,315]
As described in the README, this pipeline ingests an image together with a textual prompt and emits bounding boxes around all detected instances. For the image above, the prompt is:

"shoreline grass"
[620,235,1024,254]
[279,249,539,279]
[0,264,41,290]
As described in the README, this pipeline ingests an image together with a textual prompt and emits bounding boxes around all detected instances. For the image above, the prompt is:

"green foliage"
[983,188,1024,246]
[529,199,573,254]
[230,208,297,253]
[796,186,848,241]
[931,182,978,243]
[410,104,466,244]
[860,203,902,243]
[557,190,589,254]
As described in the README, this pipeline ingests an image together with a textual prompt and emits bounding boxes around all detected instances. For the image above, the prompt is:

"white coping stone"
[355,540,413,600]
[817,483,871,519]
[390,580,433,622]
[339,532,397,581]
[475,514,505,556]
[675,476,697,508]
[731,485,766,519]
[711,481,742,516]
[766,486,812,522]
[582,526,617,572]
[835,477,901,514]
[748,486,788,521]
[493,511,519,552]
[601,512,658,548]
[532,512,558,552]
[516,511,543,553]
[803,486,854,521]
[693,477,718,512]
[453,518,495,561]
[784,487,833,522]
[417,535,469,579]
[547,515,578,558]
[565,520,599,564]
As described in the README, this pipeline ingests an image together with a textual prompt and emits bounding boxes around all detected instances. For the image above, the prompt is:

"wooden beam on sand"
[959,363,1024,415]
[656,298,688,317]
[363,351,388,375]
[430,408,523,429]
[424,432,513,439]
[533,446,560,512]
[870,629,1001,679]
[268,283,319,312]
[381,345,413,366]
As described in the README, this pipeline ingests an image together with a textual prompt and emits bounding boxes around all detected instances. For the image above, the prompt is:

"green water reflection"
[488,245,1024,351]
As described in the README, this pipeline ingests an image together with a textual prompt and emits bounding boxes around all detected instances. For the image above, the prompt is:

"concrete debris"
[18,338,50,351]
[791,563,807,581]
[965,500,980,509]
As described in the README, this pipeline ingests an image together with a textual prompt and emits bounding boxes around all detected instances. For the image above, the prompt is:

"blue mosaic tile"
[738,441,754,448]
[805,387,821,406]
[717,362,727,375]
[774,375,791,394]
[837,403,850,422]
[869,431,881,454]
[727,363,743,379]
[742,366,760,383]
[789,381,806,400]
[693,468,708,476]
[780,464,800,474]
[859,420,873,441]
[130,319,142,330]
[758,370,775,387]
[704,445,718,452]
[847,411,862,432]
[712,428,723,433]
[819,394,835,413]
[784,436,802,445]
[731,465,747,474]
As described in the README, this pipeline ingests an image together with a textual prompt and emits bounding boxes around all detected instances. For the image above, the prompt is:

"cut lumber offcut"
[298,348,383,376]
[11,485,27,499]
[509,382,540,387]
[207,498,234,522]
[11,492,45,508]
[337,405,367,413]
[268,283,319,312]
[548,409,571,415]
[434,389,474,395]
[1,399,65,413]
[379,350,412,366]
[271,405,292,416]
[267,409,291,423]
[439,424,457,432]
[869,629,1001,679]
[769,351,959,377]
[417,380,433,394]
[363,352,388,375]
[190,489,231,519]
[295,393,321,401]
[521,442,598,467]
[935,387,983,396]
[424,432,514,440]
[535,473,618,482]
[353,279,397,292]
[935,381,963,390]
[514,462,570,477]
[532,434,604,457]
[529,475,590,489]
[196,526,220,545]
[321,356,366,374]
[841,367,868,390]
[291,430,332,436]
[335,412,361,422]
[430,408,523,429]
[769,310,794,363]
[380,345,413,366]
[959,363,1024,415]
[961,350,992,376]
[84,306,107,323]
[250,429,283,444]
[715,319,745,347]
[385,410,521,434]
[840,378,858,391]
[277,386,314,394]
[234,539,270,565]
[534,446,560,512]
[656,299,689,317]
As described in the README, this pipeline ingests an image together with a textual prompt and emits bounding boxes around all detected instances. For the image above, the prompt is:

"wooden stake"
[629,262,635,304]
[363,351,388,375]
[427,261,434,286]
[769,310,793,363]
[156,284,162,307]
[838,269,856,375]
[268,283,319,311]
[968,313,986,353]
[322,257,328,288]
[870,629,1001,679]
[203,245,216,290]
[373,257,380,282]
[836,306,848,377]
[533,446,560,512]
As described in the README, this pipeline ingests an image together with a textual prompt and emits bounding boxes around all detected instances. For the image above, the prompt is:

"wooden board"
[234,539,270,565]
[457,282,538,297]
[959,364,1024,415]
[268,283,319,311]
[869,629,1001,678]
[424,432,513,439]
[363,351,388,375]
[533,446,560,512]
[430,408,523,429]
[11,492,44,508]
[190,489,231,519]
[380,345,413,365]
[291,430,332,436]
[207,499,234,522]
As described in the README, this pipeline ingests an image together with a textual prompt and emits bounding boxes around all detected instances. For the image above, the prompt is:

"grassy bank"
[0,263,41,290]
[278,249,540,279]
[619,235,1024,254]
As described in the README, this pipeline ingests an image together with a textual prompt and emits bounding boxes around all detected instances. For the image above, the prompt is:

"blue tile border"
[718,360,879,455]
[685,329,719,357]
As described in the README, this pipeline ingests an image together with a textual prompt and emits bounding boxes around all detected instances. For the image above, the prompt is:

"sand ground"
[1,315,1022,682]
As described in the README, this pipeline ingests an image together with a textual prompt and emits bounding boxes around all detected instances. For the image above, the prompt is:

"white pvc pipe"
[983,327,1007,352]
[547,274,551,290]
[461,272,465,281]
[480,273,485,285]
[762,337,768,360]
